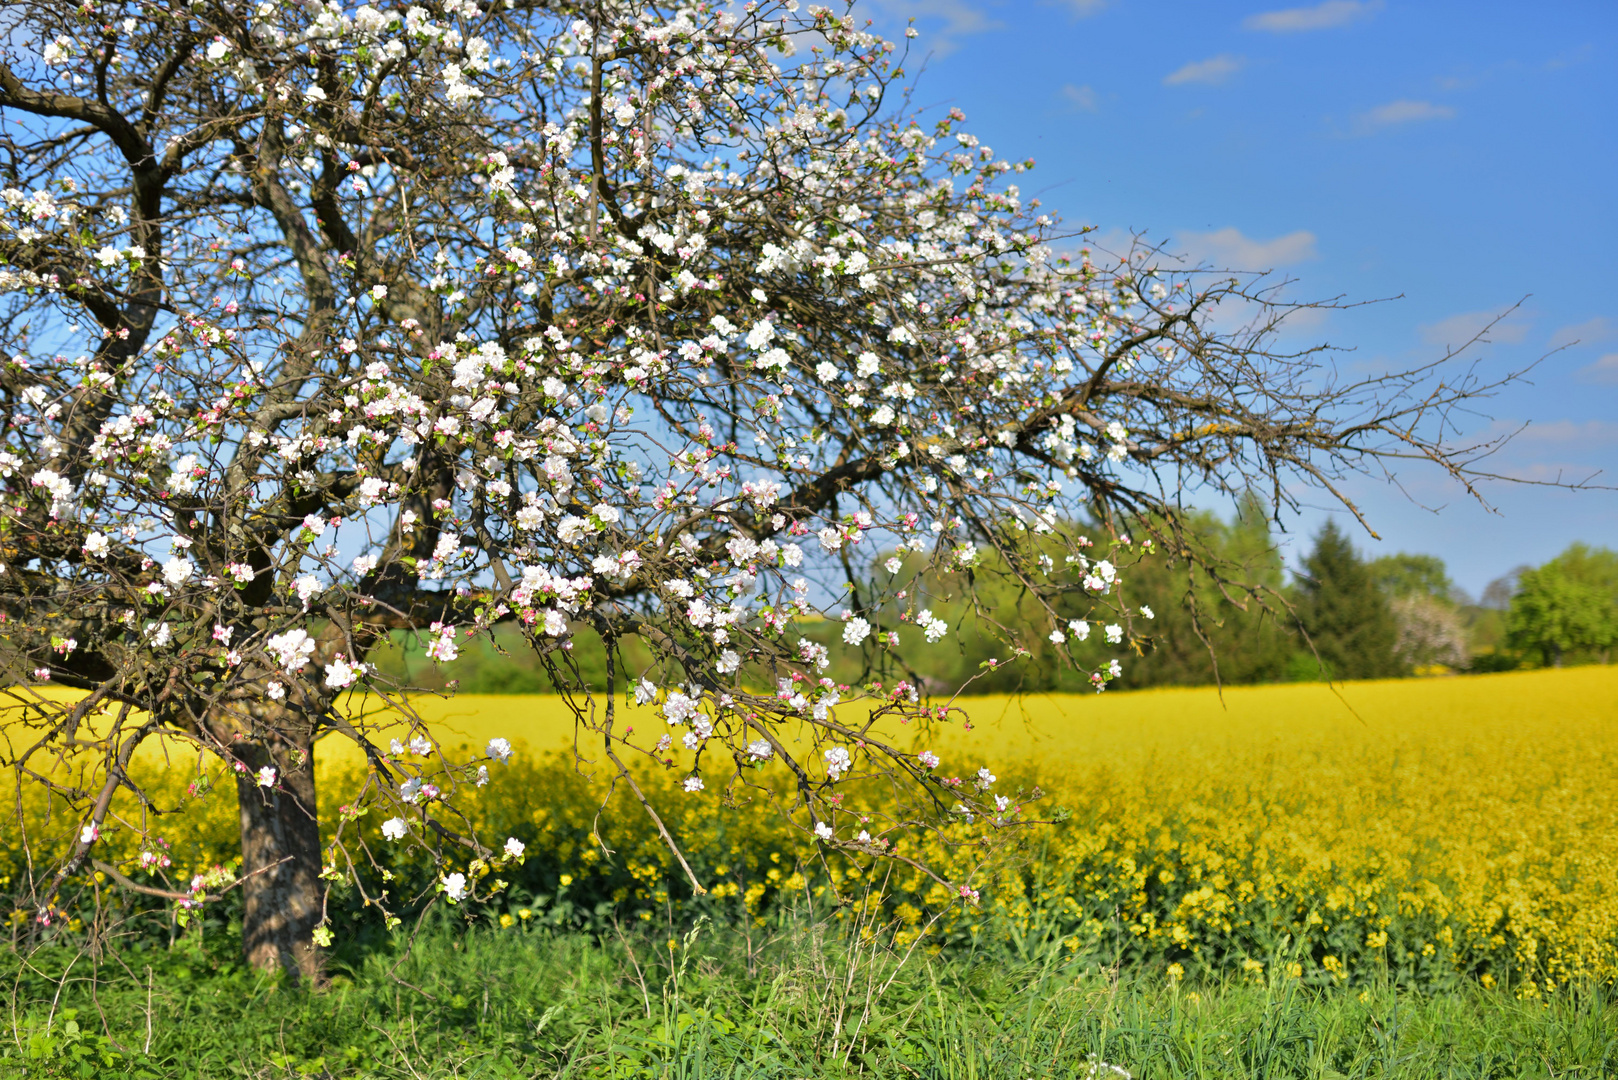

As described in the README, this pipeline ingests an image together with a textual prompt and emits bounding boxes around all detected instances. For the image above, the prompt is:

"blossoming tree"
[0,0,1521,981]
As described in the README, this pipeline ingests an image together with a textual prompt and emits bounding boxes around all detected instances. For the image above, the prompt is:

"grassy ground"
[4,916,1615,1079]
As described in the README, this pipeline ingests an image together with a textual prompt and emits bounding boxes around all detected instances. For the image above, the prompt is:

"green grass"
[4,913,1616,1079]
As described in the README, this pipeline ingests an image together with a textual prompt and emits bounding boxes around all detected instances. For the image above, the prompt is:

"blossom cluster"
[0,0,1190,921]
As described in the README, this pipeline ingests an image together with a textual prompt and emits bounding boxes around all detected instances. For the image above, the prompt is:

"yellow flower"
[499,913,514,929]
[1166,962,1184,982]
[28,667,1618,993]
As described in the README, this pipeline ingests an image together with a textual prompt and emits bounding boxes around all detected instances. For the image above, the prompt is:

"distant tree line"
[369,507,1616,695]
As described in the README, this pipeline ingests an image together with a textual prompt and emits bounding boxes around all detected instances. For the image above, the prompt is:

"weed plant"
[4,902,1615,1079]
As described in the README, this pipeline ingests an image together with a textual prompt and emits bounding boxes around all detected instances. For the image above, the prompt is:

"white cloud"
[1577,354,1618,385]
[1052,0,1110,15]
[1546,44,1595,72]
[1243,0,1381,32]
[864,0,1000,57]
[1511,419,1618,446]
[1353,99,1456,134]
[1417,310,1531,349]
[1060,83,1099,112]
[1163,54,1246,87]
[1176,227,1319,269]
[1549,316,1617,350]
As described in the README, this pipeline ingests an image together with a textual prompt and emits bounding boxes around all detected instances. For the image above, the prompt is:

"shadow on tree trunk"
[234,733,325,987]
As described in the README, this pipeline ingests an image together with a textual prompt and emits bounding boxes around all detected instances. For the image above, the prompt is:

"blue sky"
[863,0,1616,596]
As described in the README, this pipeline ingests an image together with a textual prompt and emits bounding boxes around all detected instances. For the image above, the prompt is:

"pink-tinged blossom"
[664,691,698,725]
[425,626,459,662]
[266,629,316,673]
[324,657,363,688]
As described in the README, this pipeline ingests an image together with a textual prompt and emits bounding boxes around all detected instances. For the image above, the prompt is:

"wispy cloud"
[1546,43,1594,71]
[1418,309,1531,349]
[1549,316,1616,350]
[1511,418,1618,445]
[1548,317,1617,381]
[1163,54,1246,87]
[1050,0,1111,15]
[1176,227,1318,269]
[1577,354,1618,385]
[1243,0,1381,33]
[864,0,1000,58]
[1353,99,1456,134]
[1060,83,1099,112]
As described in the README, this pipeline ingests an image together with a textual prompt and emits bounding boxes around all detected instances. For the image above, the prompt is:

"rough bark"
[234,730,325,985]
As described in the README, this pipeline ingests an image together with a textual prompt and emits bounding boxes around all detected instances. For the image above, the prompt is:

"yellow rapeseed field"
[7,667,1616,993]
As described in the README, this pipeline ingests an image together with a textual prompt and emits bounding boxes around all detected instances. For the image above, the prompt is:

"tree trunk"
[234,729,325,985]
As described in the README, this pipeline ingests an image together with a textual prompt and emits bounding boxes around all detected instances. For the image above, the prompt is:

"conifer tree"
[1295,521,1403,679]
